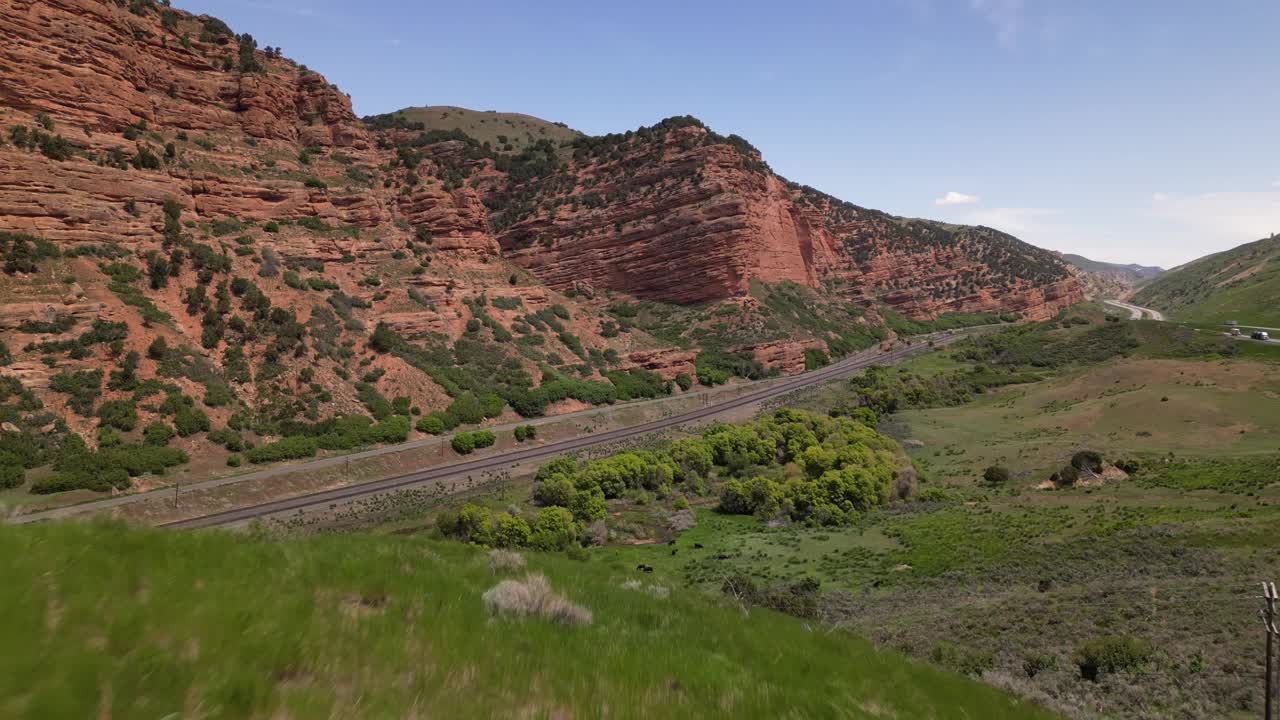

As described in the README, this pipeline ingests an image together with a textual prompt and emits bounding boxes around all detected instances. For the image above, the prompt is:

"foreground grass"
[0,521,1057,719]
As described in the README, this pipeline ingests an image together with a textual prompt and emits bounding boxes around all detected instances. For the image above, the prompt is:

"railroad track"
[163,331,974,529]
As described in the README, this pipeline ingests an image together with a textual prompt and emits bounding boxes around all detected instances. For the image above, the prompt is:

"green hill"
[0,521,1057,719]
[365,105,582,153]
[1060,253,1163,278]
[1132,234,1280,326]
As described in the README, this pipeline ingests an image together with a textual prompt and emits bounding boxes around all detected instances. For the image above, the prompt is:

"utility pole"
[1263,581,1278,720]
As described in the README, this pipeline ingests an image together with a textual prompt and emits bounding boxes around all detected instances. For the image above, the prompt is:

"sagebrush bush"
[481,573,592,626]
[1072,636,1153,681]
[487,549,526,574]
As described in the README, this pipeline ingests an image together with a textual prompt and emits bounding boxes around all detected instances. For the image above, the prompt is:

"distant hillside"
[1060,254,1163,278]
[1132,234,1280,326]
[1060,253,1163,301]
[365,106,582,153]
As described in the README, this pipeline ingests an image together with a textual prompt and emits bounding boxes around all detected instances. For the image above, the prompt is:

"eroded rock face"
[488,122,1083,319]
[0,301,104,331]
[0,0,386,247]
[623,348,698,380]
[496,133,832,305]
[1,0,368,145]
[735,339,826,377]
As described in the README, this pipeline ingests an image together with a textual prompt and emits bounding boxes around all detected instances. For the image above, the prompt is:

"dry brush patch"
[482,573,592,625]
[488,548,526,573]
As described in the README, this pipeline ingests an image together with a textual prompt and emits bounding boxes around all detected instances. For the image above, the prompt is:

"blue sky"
[187,0,1279,268]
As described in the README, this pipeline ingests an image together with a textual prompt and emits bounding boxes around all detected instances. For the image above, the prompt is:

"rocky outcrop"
[498,136,833,304]
[488,120,1083,319]
[0,0,390,248]
[623,348,698,380]
[0,0,367,146]
[734,339,826,376]
[0,301,104,331]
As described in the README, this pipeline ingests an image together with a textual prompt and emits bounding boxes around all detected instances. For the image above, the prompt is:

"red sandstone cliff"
[481,119,1083,319]
[0,0,1085,482]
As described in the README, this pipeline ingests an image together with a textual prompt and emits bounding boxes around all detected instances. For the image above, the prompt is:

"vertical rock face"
[0,0,388,247]
[482,119,1082,319]
[1,0,367,146]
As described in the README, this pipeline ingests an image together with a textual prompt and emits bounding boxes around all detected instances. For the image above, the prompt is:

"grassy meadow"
[0,520,1059,720]
[592,314,1280,718]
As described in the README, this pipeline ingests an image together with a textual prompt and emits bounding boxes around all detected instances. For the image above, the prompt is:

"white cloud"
[964,207,1061,235]
[935,191,980,206]
[1144,191,1280,247]
[928,190,1279,269]
[970,0,1023,48]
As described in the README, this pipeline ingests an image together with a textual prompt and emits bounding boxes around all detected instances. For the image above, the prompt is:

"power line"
[1262,581,1278,720]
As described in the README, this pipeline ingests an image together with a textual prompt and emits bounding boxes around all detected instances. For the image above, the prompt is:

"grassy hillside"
[371,106,582,152]
[0,521,1057,719]
[1132,234,1280,326]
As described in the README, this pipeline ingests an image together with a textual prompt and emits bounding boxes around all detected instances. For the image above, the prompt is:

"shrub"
[568,488,607,523]
[1022,653,1058,678]
[49,369,103,416]
[1072,636,1153,681]
[492,512,532,548]
[674,373,693,391]
[982,465,1010,485]
[0,464,23,489]
[536,456,579,482]
[533,475,575,507]
[147,336,168,360]
[488,549,526,573]
[451,430,496,455]
[362,415,410,445]
[513,424,537,442]
[447,392,490,425]
[203,382,233,407]
[415,415,446,435]
[929,641,995,677]
[208,428,244,451]
[142,422,175,446]
[226,454,242,467]
[1052,464,1079,488]
[173,407,210,437]
[1071,450,1103,473]
[605,368,669,401]
[530,506,578,551]
[245,436,317,464]
[481,573,592,625]
[96,399,138,431]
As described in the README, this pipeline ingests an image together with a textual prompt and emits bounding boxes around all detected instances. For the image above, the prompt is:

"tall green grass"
[0,521,1057,719]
